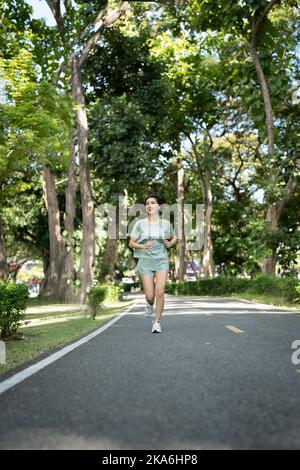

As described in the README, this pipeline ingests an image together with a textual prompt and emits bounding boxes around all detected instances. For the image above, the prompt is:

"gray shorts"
[135,258,169,276]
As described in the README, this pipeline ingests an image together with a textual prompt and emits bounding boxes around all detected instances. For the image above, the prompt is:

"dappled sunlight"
[127,293,300,316]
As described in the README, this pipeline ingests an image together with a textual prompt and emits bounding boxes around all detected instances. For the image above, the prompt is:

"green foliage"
[166,276,249,296]
[189,0,276,34]
[103,283,124,302]
[90,94,163,195]
[87,285,108,319]
[1,0,299,284]
[1,176,49,260]
[85,24,173,202]
[86,282,124,319]
[0,0,33,59]
[0,281,29,338]
[247,273,299,302]
[165,274,300,304]
[149,30,220,141]
[0,49,73,183]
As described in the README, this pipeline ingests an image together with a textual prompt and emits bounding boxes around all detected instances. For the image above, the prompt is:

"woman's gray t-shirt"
[130,218,175,259]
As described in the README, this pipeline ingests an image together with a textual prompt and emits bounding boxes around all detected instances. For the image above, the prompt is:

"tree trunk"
[185,131,215,278]
[40,166,65,299]
[177,154,186,281]
[249,44,274,156]
[101,238,118,282]
[0,218,8,280]
[100,196,119,282]
[261,174,299,275]
[188,251,200,280]
[71,57,95,304]
[249,0,279,157]
[201,169,215,278]
[248,0,295,275]
[61,130,78,302]
[47,3,130,304]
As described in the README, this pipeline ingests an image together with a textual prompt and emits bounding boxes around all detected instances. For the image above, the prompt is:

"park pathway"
[0,293,300,449]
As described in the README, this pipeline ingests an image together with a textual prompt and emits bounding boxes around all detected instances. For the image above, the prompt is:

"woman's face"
[145,198,159,215]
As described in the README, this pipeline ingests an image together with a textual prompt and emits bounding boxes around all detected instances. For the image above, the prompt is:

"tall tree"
[43,0,130,302]
[189,0,300,274]
[0,48,72,282]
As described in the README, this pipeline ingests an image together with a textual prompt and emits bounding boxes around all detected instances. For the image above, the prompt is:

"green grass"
[0,306,129,376]
[24,301,130,320]
[27,297,66,307]
[228,291,300,311]
[24,309,85,320]
[32,306,127,320]
[27,296,129,309]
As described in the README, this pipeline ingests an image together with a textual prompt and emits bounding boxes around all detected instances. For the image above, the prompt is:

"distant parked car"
[186,274,197,282]
[122,277,134,284]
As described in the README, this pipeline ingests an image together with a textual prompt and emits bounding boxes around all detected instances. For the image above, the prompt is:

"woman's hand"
[163,239,173,249]
[144,240,155,249]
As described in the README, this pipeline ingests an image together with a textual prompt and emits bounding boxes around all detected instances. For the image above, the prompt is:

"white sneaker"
[145,302,154,318]
[152,321,162,334]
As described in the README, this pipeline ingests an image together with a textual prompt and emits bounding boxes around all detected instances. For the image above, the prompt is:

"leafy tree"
[0,48,72,279]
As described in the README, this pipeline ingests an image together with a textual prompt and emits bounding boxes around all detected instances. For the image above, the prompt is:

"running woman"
[129,194,177,333]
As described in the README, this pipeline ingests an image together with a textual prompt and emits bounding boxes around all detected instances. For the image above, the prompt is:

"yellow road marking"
[225,325,245,334]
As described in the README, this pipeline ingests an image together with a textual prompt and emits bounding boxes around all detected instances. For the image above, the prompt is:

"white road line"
[225,325,245,334]
[0,302,136,395]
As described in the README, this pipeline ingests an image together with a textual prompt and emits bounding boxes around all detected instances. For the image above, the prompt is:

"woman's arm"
[129,238,154,249]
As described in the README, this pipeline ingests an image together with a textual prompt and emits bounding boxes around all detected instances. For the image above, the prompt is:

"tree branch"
[249,0,280,157]
[251,0,280,47]
[53,2,129,76]
[63,0,70,12]
[183,131,204,177]
[77,5,109,43]
[46,0,65,39]
[78,2,130,68]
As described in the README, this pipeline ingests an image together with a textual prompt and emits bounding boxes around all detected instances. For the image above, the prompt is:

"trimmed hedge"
[165,274,300,304]
[165,276,249,296]
[246,275,299,303]
[0,281,29,338]
[87,285,108,319]
[86,282,124,319]
[104,283,124,302]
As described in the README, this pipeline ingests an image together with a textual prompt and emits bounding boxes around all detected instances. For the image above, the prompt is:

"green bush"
[121,282,132,293]
[87,285,108,319]
[166,276,249,296]
[247,274,299,303]
[86,282,124,318]
[165,274,300,304]
[165,282,176,295]
[104,283,124,301]
[0,281,29,338]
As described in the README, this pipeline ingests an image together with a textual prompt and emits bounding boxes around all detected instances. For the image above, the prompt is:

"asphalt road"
[0,293,300,450]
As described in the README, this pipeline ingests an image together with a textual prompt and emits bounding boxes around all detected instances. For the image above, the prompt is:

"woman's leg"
[154,270,168,323]
[140,274,155,305]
